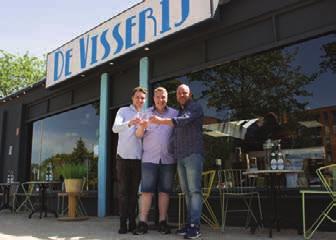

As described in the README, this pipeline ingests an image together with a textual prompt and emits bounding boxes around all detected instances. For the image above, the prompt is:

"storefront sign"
[46,0,220,88]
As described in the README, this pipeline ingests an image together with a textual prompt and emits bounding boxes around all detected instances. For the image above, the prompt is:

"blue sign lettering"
[139,8,157,43]
[79,36,90,69]
[160,0,171,34]
[100,29,111,60]
[175,0,190,27]
[90,35,99,65]
[64,49,73,77]
[125,15,137,49]
[53,51,64,81]
[112,23,124,54]
[48,0,207,88]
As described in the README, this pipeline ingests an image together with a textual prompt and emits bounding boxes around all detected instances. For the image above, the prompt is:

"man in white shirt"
[112,86,147,234]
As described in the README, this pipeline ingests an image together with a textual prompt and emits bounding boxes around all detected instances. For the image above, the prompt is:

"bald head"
[176,84,192,106]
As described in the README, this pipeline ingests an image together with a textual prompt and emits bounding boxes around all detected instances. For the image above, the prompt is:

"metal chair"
[0,182,20,212]
[13,182,39,213]
[301,164,336,239]
[178,170,220,229]
[219,169,263,231]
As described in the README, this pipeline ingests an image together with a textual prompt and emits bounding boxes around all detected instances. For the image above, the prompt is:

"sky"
[0,0,142,58]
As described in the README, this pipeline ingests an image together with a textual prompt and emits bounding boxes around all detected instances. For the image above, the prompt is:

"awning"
[203,118,258,139]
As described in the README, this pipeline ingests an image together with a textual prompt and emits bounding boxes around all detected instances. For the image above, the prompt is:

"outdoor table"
[0,182,19,212]
[243,169,303,238]
[27,181,60,219]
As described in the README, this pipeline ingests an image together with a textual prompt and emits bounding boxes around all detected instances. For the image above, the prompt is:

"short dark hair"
[132,86,147,96]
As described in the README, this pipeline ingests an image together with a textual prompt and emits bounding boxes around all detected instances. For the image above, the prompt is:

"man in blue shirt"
[134,87,178,235]
[112,86,146,234]
[149,84,204,239]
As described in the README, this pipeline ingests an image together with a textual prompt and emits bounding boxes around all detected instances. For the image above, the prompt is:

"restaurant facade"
[1,0,336,227]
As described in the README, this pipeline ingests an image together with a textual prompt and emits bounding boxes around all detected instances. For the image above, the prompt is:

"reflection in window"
[155,34,336,176]
[333,111,336,134]
[31,103,99,190]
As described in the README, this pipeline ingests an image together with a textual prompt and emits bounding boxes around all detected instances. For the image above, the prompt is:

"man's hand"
[149,115,163,125]
[129,117,141,127]
[139,119,149,129]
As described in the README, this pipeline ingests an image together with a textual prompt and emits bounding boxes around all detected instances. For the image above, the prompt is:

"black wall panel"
[49,92,72,113]
[277,0,336,40]
[27,101,48,120]
[1,104,23,181]
[207,18,274,62]
[73,78,100,105]
[151,41,204,80]
[218,0,303,29]
[0,111,7,180]
[110,64,139,107]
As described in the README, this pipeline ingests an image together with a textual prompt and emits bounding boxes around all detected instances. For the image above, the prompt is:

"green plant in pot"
[57,163,87,193]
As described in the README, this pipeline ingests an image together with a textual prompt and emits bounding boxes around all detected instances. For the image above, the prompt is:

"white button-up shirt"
[112,105,142,160]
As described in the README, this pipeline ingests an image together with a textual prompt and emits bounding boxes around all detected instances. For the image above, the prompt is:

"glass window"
[154,34,336,182]
[333,111,336,134]
[31,103,99,190]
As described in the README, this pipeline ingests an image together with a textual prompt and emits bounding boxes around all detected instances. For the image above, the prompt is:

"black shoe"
[133,221,148,235]
[184,224,201,239]
[176,224,189,236]
[128,220,136,232]
[118,220,127,234]
[158,220,171,234]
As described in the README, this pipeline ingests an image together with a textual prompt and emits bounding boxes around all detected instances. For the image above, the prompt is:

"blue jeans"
[177,153,204,225]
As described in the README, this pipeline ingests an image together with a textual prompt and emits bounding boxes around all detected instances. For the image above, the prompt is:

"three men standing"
[113,84,204,239]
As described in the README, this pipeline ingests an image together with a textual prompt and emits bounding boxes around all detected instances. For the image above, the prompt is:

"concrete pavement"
[0,212,335,240]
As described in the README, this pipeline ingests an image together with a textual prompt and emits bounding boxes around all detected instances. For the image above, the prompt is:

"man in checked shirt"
[149,84,204,239]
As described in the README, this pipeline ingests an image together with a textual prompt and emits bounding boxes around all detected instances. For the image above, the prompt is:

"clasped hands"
[129,115,163,128]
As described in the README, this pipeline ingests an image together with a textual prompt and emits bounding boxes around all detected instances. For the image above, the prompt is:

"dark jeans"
[116,155,141,224]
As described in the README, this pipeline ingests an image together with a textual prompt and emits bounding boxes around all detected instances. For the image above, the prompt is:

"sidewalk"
[0,212,335,240]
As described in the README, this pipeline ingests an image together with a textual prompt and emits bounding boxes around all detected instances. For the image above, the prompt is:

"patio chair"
[12,182,39,213]
[57,178,88,217]
[0,182,20,212]
[178,170,220,229]
[301,164,336,239]
[219,169,263,232]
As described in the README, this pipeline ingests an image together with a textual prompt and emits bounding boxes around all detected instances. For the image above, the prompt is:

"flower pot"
[64,179,82,193]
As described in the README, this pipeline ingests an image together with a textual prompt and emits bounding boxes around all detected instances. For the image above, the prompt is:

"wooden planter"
[64,179,82,193]
[58,179,88,221]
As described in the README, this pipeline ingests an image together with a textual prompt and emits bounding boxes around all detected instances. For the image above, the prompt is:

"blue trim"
[98,73,109,217]
[139,57,149,109]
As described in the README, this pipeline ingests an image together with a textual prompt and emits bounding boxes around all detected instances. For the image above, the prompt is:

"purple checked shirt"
[141,106,178,164]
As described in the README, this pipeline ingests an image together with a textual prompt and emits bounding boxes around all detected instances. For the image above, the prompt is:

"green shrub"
[57,163,87,179]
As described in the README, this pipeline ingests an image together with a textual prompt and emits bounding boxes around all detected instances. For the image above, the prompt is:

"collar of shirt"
[179,99,192,110]
[151,106,169,115]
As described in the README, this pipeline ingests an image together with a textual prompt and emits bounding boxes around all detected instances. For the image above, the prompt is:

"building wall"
[0,0,335,216]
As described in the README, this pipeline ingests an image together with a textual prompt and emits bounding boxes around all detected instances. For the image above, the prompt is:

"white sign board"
[46,0,220,88]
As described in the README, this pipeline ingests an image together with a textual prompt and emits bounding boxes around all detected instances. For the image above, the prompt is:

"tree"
[320,41,336,73]
[189,48,318,120]
[70,138,91,164]
[0,50,45,98]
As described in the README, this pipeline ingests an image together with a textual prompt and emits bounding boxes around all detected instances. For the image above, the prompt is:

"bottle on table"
[270,145,277,170]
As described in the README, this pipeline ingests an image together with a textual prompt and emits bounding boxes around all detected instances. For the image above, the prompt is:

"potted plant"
[57,163,87,193]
